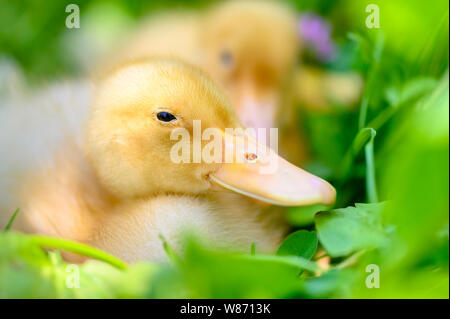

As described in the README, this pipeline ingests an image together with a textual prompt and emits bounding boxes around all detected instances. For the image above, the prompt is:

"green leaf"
[303,269,357,298]
[180,239,317,298]
[277,230,318,260]
[0,232,63,298]
[286,204,329,227]
[0,232,162,298]
[75,261,159,298]
[242,254,319,273]
[315,202,389,257]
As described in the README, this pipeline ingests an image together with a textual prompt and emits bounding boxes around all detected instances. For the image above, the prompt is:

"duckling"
[0,59,335,263]
[103,0,305,159]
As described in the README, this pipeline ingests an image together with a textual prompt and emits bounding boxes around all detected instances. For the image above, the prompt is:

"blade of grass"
[335,33,384,185]
[29,235,128,270]
[159,233,180,264]
[358,97,369,130]
[334,250,367,270]
[358,32,384,130]
[3,208,19,232]
[368,77,437,130]
[365,129,378,203]
[333,128,374,181]
[333,127,378,203]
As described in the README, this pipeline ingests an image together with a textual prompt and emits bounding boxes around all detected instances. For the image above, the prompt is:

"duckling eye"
[156,111,177,123]
[220,50,233,68]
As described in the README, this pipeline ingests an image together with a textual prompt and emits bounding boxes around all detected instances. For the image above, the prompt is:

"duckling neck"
[91,192,289,263]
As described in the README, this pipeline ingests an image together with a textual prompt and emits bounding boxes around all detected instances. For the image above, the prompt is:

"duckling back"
[0,81,92,228]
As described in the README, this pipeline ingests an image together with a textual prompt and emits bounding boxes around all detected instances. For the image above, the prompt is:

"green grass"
[3,208,19,232]
[0,0,448,299]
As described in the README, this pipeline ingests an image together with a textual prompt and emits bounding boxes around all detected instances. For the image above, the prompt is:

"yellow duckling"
[0,59,335,263]
[104,0,302,148]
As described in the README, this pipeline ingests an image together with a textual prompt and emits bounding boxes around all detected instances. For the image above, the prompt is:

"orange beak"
[209,131,336,206]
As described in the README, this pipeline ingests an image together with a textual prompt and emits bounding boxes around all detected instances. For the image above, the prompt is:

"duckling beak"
[209,132,336,206]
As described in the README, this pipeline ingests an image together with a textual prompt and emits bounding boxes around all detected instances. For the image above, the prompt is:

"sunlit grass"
[0,0,448,299]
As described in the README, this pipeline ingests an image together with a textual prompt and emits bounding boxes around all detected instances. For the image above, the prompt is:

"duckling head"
[200,0,300,132]
[87,59,335,206]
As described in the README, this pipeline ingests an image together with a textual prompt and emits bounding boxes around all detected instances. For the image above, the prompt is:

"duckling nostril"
[244,152,258,163]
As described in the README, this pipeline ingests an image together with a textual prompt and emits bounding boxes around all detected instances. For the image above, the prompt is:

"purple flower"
[298,13,336,61]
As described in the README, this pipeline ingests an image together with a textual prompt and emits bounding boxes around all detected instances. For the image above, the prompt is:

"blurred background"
[0,0,448,298]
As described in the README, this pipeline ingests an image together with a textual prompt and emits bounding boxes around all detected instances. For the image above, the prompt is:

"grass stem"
[30,235,128,270]
[365,129,378,203]
[3,209,19,232]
